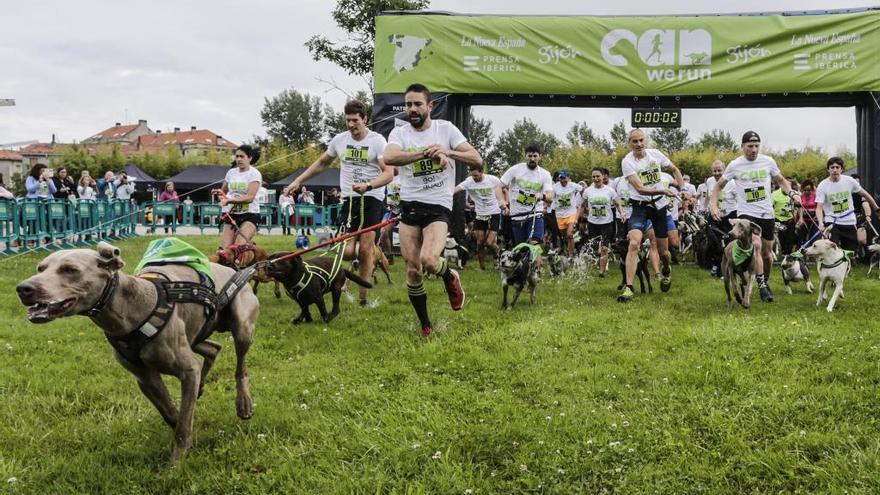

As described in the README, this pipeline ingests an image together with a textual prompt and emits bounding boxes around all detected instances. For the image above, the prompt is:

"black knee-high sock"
[407,282,431,327]
[436,257,453,284]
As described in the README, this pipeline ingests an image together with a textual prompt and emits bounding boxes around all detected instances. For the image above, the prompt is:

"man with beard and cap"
[500,143,555,246]
[617,128,682,303]
[383,83,483,337]
[711,130,799,303]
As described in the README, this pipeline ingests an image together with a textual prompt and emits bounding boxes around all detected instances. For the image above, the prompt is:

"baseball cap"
[741,130,761,144]
[558,169,570,178]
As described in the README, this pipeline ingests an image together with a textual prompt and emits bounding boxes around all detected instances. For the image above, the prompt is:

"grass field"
[1,234,879,494]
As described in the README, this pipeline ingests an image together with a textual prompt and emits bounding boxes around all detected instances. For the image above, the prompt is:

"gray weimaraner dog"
[721,219,760,309]
[16,242,259,467]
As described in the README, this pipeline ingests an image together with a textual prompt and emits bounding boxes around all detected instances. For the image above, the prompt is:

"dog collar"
[820,255,848,270]
[81,271,120,318]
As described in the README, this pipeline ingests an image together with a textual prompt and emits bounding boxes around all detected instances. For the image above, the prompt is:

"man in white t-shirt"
[580,167,622,275]
[618,129,682,303]
[703,160,738,277]
[552,169,583,257]
[212,144,263,248]
[285,100,394,306]
[383,84,482,337]
[710,131,799,303]
[500,143,555,246]
[815,156,878,252]
[455,164,505,269]
[680,175,697,214]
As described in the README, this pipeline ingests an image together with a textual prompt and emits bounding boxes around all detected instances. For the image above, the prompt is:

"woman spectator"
[297,185,315,205]
[25,163,57,199]
[77,171,97,200]
[797,179,818,246]
[0,174,13,200]
[158,182,180,233]
[52,167,76,200]
[279,189,296,235]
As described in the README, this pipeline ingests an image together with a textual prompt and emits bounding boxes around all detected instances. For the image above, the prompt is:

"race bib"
[233,201,250,213]
[412,158,442,177]
[516,190,536,206]
[831,199,850,213]
[476,215,490,222]
[591,205,607,217]
[744,187,767,203]
[558,194,572,208]
[344,145,370,165]
[639,168,661,186]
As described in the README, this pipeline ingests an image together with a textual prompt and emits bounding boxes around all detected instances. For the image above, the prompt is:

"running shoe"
[421,324,433,337]
[660,265,672,292]
[709,265,719,278]
[617,286,634,303]
[444,269,465,311]
[759,285,774,303]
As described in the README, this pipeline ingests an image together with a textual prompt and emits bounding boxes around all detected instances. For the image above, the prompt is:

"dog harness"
[731,241,754,273]
[820,254,851,271]
[86,265,255,367]
[285,253,344,299]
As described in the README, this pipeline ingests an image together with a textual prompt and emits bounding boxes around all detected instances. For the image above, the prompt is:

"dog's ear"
[749,222,763,238]
[96,241,124,271]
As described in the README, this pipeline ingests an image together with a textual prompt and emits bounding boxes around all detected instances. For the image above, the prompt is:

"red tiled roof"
[138,129,236,149]
[0,150,23,160]
[20,143,57,155]
[86,124,140,142]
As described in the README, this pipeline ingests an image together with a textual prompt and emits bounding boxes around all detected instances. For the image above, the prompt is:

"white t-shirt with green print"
[723,154,781,220]
[223,167,262,214]
[456,174,502,216]
[552,181,583,218]
[621,148,672,208]
[582,184,618,225]
[816,175,862,226]
[327,130,387,201]
[500,163,554,218]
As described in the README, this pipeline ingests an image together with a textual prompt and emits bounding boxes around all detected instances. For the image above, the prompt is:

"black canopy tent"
[271,168,340,192]
[163,165,232,202]
[122,163,157,191]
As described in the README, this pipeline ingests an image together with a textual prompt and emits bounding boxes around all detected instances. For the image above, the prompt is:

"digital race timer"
[631,108,682,128]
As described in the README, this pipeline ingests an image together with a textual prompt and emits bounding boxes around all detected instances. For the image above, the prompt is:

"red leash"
[267,217,399,264]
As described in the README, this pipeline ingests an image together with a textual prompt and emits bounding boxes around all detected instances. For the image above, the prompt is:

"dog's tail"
[344,269,373,288]
[868,244,880,253]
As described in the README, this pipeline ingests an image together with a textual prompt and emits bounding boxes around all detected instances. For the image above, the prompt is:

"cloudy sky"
[1,0,876,154]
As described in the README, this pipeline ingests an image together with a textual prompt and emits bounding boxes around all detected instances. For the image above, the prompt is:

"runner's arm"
[709,177,727,220]
[223,181,260,206]
[447,142,482,168]
[285,152,334,194]
[494,186,508,213]
[626,174,666,196]
[383,144,427,167]
[858,188,879,213]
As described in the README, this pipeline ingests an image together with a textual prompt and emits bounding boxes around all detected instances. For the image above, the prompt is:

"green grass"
[1,234,879,494]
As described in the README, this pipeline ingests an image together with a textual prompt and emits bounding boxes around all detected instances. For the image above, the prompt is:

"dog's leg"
[192,340,222,398]
[135,370,179,429]
[230,307,256,421]
[501,282,510,310]
[816,277,828,306]
[252,280,260,295]
[510,285,524,308]
[169,354,201,468]
[723,272,733,308]
[827,282,843,312]
[326,288,341,323]
[274,281,282,299]
[314,292,330,323]
[743,274,754,309]
[381,262,392,284]
[292,299,311,323]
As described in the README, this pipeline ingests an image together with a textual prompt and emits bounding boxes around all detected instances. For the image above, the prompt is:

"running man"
[284,100,393,306]
[581,167,621,276]
[383,83,482,337]
[704,160,738,277]
[710,131,799,303]
[500,143,554,246]
[815,156,878,252]
[455,164,505,269]
[618,129,682,302]
[552,169,583,257]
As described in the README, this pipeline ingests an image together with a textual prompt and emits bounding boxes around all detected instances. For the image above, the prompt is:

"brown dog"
[266,252,373,324]
[16,242,259,467]
[359,243,392,285]
[721,219,760,309]
[210,243,281,298]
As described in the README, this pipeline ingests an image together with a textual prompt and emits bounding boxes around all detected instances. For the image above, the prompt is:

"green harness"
[732,241,754,270]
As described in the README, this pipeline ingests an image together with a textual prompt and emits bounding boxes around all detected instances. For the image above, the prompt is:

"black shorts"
[738,214,775,241]
[629,203,669,238]
[400,200,451,229]
[340,196,384,232]
[829,224,858,251]
[224,212,260,228]
[587,221,615,245]
[473,213,501,232]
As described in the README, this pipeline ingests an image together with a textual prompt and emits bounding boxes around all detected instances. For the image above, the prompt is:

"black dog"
[498,245,539,309]
[613,237,652,293]
[266,252,372,324]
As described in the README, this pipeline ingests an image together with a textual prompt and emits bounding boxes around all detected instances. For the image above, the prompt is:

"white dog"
[805,239,851,312]
[867,241,880,279]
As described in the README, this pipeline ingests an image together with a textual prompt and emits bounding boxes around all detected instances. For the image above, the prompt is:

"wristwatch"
[366,183,373,191]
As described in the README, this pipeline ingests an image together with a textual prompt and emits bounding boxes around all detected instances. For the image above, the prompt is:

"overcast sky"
[1,0,876,154]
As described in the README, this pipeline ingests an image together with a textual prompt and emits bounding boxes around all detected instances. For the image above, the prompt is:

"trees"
[467,112,495,167]
[491,118,560,173]
[260,89,330,149]
[649,127,691,154]
[306,0,431,79]
[695,129,737,151]
[566,121,612,153]
[609,120,629,149]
